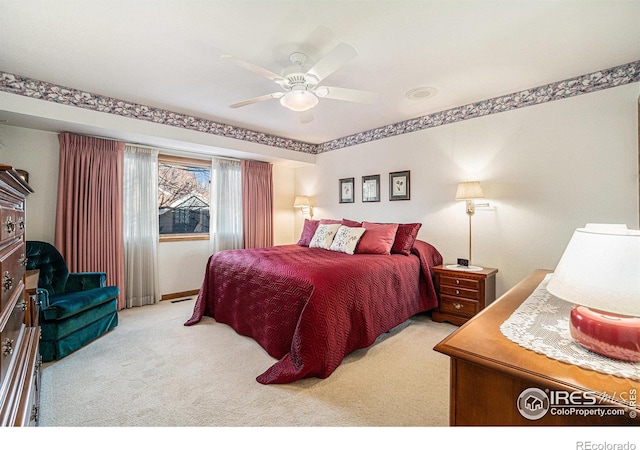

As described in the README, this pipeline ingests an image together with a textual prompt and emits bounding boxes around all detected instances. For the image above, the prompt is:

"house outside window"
[158,154,211,242]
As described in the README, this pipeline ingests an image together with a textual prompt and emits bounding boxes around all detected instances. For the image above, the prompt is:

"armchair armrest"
[36,287,50,309]
[65,272,107,292]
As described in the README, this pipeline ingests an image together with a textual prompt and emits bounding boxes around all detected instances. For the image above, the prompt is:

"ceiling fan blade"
[299,111,314,124]
[229,92,283,108]
[306,43,358,83]
[316,86,378,104]
[221,55,284,83]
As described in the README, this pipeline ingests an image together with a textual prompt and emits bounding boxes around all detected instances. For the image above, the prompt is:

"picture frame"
[339,177,355,203]
[362,174,380,202]
[389,170,410,200]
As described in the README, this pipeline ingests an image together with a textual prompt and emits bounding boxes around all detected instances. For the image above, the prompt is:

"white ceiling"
[1,0,640,147]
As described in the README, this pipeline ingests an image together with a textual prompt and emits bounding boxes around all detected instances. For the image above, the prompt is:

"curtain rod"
[72,132,240,162]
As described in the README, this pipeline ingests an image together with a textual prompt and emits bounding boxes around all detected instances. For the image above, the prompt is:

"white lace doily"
[500,274,640,381]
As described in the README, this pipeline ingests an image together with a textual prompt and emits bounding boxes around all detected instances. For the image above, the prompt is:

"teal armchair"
[26,241,119,362]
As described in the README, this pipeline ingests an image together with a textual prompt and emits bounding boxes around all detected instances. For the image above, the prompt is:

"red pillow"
[320,219,342,224]
[356,222,399,255]
[341,218,362,227]
[392,223,422,256]
[297,219,319,246]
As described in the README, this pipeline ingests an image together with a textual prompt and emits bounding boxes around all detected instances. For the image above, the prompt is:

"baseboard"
[161,289,200,301]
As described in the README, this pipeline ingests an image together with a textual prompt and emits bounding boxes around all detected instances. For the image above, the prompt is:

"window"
[158,155,211,241]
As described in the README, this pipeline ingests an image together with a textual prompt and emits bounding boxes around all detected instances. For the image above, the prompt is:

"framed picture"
[389,170,410,200]
[339,177,355,203]
[362,174,380,202]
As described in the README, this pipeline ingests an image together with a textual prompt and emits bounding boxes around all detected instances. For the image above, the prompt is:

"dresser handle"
[453,302,463,310]
[2,271,13,291]
[3,272,13,291]
[19,254,28,267]
[455,289,460,295]
[18,219,25,230]
[30,405,39,422]
[5,217,15,233]
[455,279,460,285]
[2,338,14,356]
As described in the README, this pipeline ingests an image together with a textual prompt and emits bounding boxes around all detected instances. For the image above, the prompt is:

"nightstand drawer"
[439,285,480,300]
[432,266,498,326]
[439,275,480,290]
[439,295,479,318]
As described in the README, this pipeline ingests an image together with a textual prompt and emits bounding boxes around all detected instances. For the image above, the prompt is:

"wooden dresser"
[0,165,39,426]
[431,265,498,325]
[434,269,640,426]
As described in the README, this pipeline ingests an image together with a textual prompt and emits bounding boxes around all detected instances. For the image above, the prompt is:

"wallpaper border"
[316,60,640,153]
[1,60,639,155]
[0,72,317,154]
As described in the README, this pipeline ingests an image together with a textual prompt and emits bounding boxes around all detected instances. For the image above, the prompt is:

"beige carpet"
[39,298,457,427]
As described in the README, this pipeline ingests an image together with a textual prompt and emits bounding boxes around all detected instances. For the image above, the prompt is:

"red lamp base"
[570,305,640,362]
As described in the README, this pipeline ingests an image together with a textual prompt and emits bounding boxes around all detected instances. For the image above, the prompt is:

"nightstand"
[431,265,498,325]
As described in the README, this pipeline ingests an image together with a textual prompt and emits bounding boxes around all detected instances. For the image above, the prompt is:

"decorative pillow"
[320,219,342,225]
[297,219,320,246]
[391,223,422,255]
[356,222,399,255]
[329,225,367,255]
[309,223,342,249]
[341,218,362,227]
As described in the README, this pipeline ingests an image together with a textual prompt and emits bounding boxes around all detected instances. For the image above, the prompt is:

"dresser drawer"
[0,288,26,387]
[0,241,25,311]
[439,275,481,290]
[439,284,481,300]
[439,295,479,318]
[0,207,24,244]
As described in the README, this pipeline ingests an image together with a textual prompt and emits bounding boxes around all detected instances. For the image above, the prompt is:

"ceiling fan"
[222,43,378,122]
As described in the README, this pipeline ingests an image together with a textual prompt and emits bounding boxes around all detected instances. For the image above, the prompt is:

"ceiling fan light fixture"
[280,89,319,112]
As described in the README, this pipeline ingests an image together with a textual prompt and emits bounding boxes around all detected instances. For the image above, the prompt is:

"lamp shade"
[546,224,640,317]
[455,181,484,200]
[293,196,311,208]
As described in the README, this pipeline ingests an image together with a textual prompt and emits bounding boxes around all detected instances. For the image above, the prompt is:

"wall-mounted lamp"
[455,181,489,270]
[546,224,640,362]
[293,196,313,219]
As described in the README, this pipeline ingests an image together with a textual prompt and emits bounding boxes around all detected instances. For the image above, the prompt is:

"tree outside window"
[158,155,211,241]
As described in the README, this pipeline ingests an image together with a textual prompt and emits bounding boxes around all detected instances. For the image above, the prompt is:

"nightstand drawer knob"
[453,303,463,310]
[455,289,460,295]
[455,280,460,285]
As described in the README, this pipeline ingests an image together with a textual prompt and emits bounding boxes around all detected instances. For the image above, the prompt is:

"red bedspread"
[185,239,442,384]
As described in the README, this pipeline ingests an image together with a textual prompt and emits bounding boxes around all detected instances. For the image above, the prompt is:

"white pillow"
[329,225,366,255]
[309,223,341,249]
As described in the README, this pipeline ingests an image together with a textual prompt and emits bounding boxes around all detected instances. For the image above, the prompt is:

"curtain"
[55,132,125,309]
[123,145,161,308]
[241,160,273,249]
[210,158,242,252]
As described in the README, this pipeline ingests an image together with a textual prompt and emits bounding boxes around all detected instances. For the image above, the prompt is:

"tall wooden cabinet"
[0,165,39,426]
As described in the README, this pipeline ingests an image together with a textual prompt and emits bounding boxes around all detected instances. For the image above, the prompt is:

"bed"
[185,221,442,384]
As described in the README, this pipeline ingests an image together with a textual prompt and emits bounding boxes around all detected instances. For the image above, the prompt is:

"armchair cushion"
[43,286,121,321]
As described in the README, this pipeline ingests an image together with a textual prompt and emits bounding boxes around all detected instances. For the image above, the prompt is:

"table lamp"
[546,224,640,362]
[455,181,488,270]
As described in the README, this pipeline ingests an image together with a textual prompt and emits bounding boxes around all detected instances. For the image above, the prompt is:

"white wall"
[295,84,640,297]
[0,125,59,243]
[0,124,298,296]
